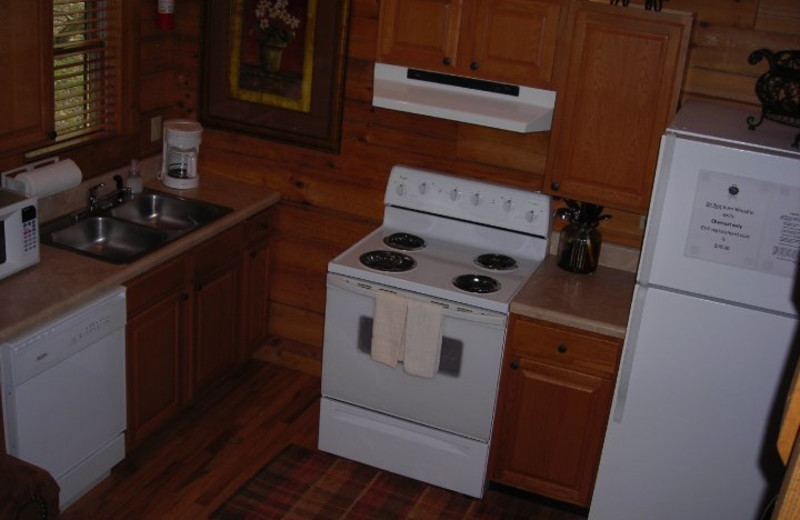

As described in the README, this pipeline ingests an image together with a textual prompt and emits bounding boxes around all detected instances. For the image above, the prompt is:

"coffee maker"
[161,119,203,189]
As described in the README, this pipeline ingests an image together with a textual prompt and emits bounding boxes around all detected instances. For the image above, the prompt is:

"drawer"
[245,209,271,245]
[125,254,188,315]
[509,317,622,378]
[193,224,244,276]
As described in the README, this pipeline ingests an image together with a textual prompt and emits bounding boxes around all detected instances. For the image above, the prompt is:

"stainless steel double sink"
[40,189,232,264]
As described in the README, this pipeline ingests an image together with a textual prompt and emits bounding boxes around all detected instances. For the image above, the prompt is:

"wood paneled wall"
[137,0,800,363]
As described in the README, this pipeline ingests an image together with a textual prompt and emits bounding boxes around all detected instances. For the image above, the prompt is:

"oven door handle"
[327,274,508,326]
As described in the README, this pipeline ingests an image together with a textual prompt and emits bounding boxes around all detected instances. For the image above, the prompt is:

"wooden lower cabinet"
[189,225,243,394]
[240,209,271,357]
[125,254,189,449]
[126,211,271,448]
[490,315,622,506]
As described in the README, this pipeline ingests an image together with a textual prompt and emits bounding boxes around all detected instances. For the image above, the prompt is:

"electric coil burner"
[383,232,426,251]
[320,166,551,498]
[475,253,518,271]
[360,250,416,272]
[453,274,501,294]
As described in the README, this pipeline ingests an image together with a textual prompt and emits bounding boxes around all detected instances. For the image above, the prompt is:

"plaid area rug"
[211,445,515,519]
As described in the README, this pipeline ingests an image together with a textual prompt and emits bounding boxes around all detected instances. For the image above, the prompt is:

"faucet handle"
[89,182,105,198]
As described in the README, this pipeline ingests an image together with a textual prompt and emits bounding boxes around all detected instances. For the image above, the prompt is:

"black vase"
[557,222,602,274]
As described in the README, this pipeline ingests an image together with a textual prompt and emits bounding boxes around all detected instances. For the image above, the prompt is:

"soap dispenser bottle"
[128,159,143,194]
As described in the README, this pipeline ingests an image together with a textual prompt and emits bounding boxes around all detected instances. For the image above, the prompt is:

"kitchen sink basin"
[108,191,229,236]
[40,189,233,263]
[45,216,170,264]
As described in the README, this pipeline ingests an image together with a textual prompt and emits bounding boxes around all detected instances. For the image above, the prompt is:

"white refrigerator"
[589,100,800,520]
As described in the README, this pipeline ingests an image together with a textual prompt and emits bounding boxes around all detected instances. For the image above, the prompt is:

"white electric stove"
[319,165,551,497]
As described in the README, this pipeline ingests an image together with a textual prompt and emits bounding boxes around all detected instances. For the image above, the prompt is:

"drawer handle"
[557,344,567,354]
[510,360,520,370]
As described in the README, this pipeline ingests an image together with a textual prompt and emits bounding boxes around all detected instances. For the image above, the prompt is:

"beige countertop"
[512,255,636,338]
[0,175,280,343]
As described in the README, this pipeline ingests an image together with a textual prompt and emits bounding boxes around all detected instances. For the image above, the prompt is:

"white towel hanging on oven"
[370,290,407,367]
[403,298,443,378]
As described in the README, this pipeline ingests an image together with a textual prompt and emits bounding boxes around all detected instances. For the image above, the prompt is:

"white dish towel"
[370,290,408,368]
[403,298,443,378]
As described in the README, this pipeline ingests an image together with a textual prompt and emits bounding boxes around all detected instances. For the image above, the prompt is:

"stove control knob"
[395,183,406,197]
[418,182,428,195]
[503,199,513,212]
[450,189,461,201]
[471,192,481,206]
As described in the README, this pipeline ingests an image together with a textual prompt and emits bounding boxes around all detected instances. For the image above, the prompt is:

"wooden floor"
[60,360,588,519]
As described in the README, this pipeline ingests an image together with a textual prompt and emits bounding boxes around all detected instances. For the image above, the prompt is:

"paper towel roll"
[13,159,83,197]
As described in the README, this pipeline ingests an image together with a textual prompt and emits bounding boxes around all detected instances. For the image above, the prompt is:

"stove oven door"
[321,273,508,442]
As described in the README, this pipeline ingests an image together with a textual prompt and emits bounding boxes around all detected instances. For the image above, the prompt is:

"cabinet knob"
[470,61,479,71]
[47,130,58,140]
[557,344,567,354]
[551,181,560,191]
[510,360,520,370]
[195,282,203,292]
[250,249,257,259]
[180,292,189,302]
[443,56,452,66]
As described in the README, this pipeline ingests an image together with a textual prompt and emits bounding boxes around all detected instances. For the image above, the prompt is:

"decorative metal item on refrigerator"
[746,49,800,147]
[554,200,611,274]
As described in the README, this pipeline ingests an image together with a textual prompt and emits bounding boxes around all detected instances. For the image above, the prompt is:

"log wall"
[137,0,800,365]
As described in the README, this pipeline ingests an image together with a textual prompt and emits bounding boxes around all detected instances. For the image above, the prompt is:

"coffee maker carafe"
[161,119,203,189]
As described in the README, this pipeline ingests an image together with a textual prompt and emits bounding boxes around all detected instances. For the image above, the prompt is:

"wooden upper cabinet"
[378,0,463,70]
[468,0,565,86]
[544,2,692,213]
[377,0,567,88]
[0,1,53,154]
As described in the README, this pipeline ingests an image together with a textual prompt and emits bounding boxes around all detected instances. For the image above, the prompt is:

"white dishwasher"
[1,286,127,509]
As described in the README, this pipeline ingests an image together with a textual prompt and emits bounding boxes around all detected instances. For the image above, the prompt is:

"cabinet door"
[192,260,241,393]
[377,0,464,72]
[126,289,187,448]
[492,357,613,506]
[544,3,691,212]
[468,0,565,87]
[0,1,54,153]
[241,240,270,357]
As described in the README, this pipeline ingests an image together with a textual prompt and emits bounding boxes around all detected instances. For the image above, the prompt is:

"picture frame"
[199,0,351,152]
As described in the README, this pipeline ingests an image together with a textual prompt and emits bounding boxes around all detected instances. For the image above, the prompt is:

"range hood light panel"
[372,63,556,133]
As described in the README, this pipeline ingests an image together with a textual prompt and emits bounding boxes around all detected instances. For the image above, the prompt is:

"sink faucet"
[87,182,106,212]
[86,178,132,213]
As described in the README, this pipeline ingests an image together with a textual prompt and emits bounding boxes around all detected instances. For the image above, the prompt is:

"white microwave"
[0,188,39,281]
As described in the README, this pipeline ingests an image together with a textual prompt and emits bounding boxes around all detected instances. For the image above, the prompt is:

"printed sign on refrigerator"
[685,170,799,277]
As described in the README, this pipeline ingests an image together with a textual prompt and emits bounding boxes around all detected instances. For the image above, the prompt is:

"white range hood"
[372,63,556,133]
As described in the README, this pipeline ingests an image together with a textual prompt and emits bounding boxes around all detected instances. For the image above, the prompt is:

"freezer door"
[590,286,797,520]
[640,134,799,315]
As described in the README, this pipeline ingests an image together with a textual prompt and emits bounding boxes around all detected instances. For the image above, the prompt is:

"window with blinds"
[51,0,118,150]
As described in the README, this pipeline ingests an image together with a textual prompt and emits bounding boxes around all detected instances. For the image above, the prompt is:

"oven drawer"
[319,398,489,498]
[510,317,621,378]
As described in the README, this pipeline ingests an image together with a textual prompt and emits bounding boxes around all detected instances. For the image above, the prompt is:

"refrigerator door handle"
[612,286,647,423]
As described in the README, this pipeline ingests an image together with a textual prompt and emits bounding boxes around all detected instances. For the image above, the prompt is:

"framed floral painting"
[200,0,351,152]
